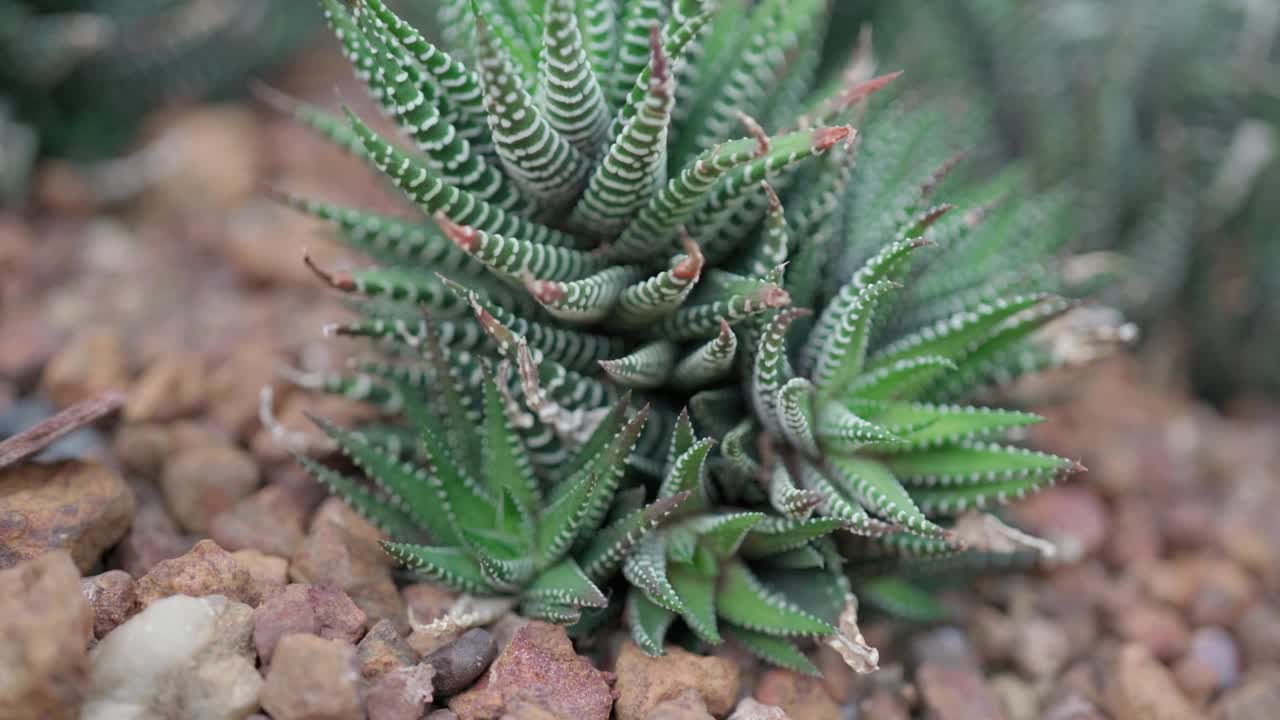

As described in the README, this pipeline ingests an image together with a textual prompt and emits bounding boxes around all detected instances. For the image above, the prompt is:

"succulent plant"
[858,0,1280,400]
[0,0,321,205]
[277,0,1128,671]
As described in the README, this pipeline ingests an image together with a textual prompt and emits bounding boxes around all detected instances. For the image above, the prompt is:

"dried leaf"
[825,594,879,674]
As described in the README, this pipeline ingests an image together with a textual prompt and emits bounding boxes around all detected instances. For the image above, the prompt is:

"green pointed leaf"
[716,561,836,637]
[724,625,820,675]
[381,543,494,594]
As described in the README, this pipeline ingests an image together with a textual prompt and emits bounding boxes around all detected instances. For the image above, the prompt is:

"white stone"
[80,594,262,720]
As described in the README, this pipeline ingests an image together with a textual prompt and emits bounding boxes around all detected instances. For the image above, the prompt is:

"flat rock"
[211,484,309,558]
[160,444,259,535]
[135,539,260,609]
[364,664,435,720]
[424,629,497,697]
[613,640,740,720]
[253,583,367,664]
[645,688,715,720]
[753,670,840,720]
[230,550,288,598]
[80,570,137,641]
[1104,643,1200,720]
[40,328,128,409]
[109,500,190,577]
[291,499,406,633]
[916,662,1008,720]
[0,551,94,720]
[358,619,419,680]
[448,621,613,720]
[730,698,791,720]
[0,460,136,572]
[260,634,363,720]
[80,594,261,720]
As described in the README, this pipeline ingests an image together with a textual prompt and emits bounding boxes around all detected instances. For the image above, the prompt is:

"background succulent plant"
[278,0,1130,671]
[849,0,1280,401]
[0,0,321,206]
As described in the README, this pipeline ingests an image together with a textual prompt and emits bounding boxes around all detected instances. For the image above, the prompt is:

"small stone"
[1236,604,1280,666]
[449,621,613,720]
[207,342,287,440]
[1011,486,1108,558]
[813,644,856,704]
[426,710,459,720]
[424,628,498,697]
[404,583,460,626]
[82,594,260,719]
[109,501,190,577]
[230,549,289,598]
[359,619,419,680]
[1209,665,1280,720]
[613,640,740,720]
[160,444,260,534]
[1105,499,1162,569]
[139,107,262,214]
[134,539,260,609]
[40,328,128,409]
[364,663,436,720]
[1040,692,1106,720]
[0,551,93,719]
[261,634,364,720]
[989,673,1037,720]
[123,353,206,422]
[0,460,136,572]
[1191,562,1256,627]
[753,670,840,720]
[211,484,310,558]
[859,691,909,720]
[292,498,407,633]
[1012,617,1072,680]
[1114,601,1191,661]
[1174,626,1241,705]
[112,421,226,479]
[909,626,980,669]
[916,663,1008,720]
[969,606,1016,665]
[645,688,715,720]
[488,613,531,653]
[1105,643,1201,720]
[253,583,368,664]
[80,570,137,641]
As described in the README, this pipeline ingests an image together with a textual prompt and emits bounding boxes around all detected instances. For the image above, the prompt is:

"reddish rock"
[1012,617,1072,680]
[813,644,856,704]
[40,328,129,409]
[160,443,260,534]
[1011,486,1108,558]
[261,634,364,720]
[916,663,1008,720]
[968,606,1016,665]
[646,688,715,719]
[122,353,207,422]
[1113,601,1191,662]
[754,670,840,720]
[80,570,137,641]
[0,460,136,572]
[364,664,436,720]
[1191,562,1256,627]
[0,551,94,719]
[138,107,263,214]
[1209,666,1280,720]
[403,583,460,627]
[211,484,310,558]
[358,619,419,680]
[1236,604,1280,666]
[1105,499,1163,569]
[207,341,285,439]
[111,420,228,479]
[109,500,190,577]
[449,621,613,720]
[291,498,407,633]
[613,640,740,720]
[1105,644,1200,720]
[134,539,260,608]
[858,691,909,720]
[1041,692,1106,720]
[253,583,368,664]
[230,549,289,597]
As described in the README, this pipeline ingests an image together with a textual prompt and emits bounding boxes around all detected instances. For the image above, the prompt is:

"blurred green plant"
[853,0,1280,400]
[0,0,322,206]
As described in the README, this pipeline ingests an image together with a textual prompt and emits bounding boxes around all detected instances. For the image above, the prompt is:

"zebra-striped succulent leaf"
[282,0,1129,672]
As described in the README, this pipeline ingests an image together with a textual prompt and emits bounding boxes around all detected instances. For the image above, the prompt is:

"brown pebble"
[134,539,260,609]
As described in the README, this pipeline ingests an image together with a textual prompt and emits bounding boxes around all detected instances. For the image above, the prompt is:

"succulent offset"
[0,0,319,205]
[277,0,1127,671]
